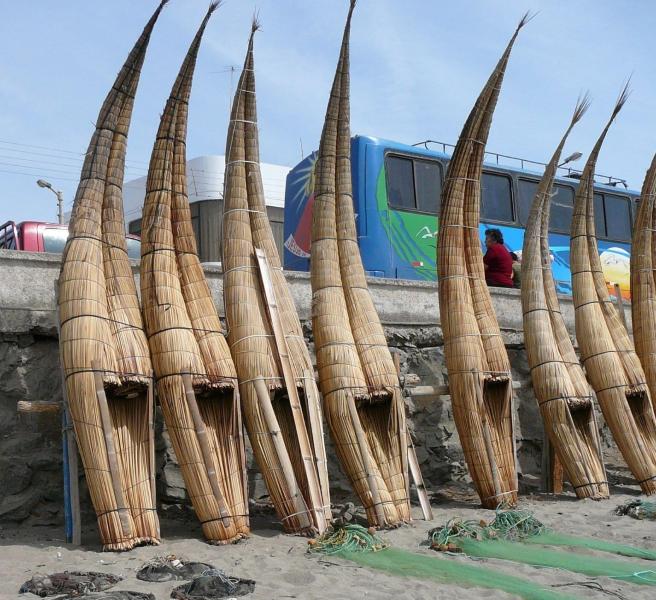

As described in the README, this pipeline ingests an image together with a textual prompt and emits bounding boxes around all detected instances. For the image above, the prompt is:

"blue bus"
[283,135,639,299]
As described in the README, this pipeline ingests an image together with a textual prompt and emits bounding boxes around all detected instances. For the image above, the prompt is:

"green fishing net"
[347,548,576,600]
[428,508,656,585]
[309,525,576,600]
[522,531,656,561]
[455,537,656,585]
[491,507,656,561]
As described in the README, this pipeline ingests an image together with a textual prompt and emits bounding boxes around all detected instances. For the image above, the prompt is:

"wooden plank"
[346,393,386,526]
[146,372,158,536]
[181,373,233,528]
[474,381,503,501]
[392,354,410,505]
[407,438,433,520]
[541,429,564,494]
[63,402,81,546]
[91,360,132,538]
[393,353,432,520]
[17,400,61,413]
[55,278,80,546]
[552,452,564,494]
[303,370,331,523]
[233,387,250,527]
[255,248,326,533]
[408,380,521,398]
[614,283,629,332]
[254,377,312,531]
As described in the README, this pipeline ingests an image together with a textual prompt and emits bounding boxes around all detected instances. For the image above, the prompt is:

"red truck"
[0,220,141,258]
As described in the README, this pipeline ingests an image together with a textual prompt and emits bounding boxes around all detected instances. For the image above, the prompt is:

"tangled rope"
[428,507,545,551]
[308,524,389,555]
[615,499,656,520]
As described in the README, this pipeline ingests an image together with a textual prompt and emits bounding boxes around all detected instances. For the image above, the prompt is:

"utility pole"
[36,179,64,224]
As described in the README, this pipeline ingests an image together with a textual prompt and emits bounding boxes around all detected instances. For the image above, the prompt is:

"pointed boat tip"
[572,91,591,125]
[517,10,537,31]
[612,78,632,118]
[251,10,261,35]
[208,0,222,14]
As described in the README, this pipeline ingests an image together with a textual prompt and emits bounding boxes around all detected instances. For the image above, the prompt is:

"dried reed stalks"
[571,87,656,495]
[631,154,656,407]
[57,1,167,551]
[310,0,410,528]
[140,3,249,544]
[222,19,330,535]
[437,16,530,508]
[521,97,608,499]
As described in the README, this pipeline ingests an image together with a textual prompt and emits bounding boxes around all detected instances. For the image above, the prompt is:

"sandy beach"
[3,459,655,600]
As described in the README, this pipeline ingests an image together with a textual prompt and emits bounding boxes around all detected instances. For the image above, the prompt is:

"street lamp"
[36,179,64,224]
[558,152,582,168]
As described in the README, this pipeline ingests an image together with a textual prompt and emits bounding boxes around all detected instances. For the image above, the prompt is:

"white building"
[123,155,290,262]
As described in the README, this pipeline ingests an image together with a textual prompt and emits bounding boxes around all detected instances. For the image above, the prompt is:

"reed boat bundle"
[436,18,530,509]
[310,0,410,528]
[140,3,249,544]
[571,88,656,495]
[222,20,331,536]
[521,98,608,499]
[631,154,656,405]
[57,2,167,551]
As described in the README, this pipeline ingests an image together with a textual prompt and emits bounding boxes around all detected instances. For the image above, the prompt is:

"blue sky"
[1,0,655,224]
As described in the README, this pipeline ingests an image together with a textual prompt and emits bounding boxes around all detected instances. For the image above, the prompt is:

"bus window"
[517,178,538,225]
[128,219,141,235]
[126,237,141,259]
[605,193,632,241]
[386,154,442,214]
[0,221,18,249]
[42,227,69,253]
[481,172,513,222]
[387,155,415,210]
[593,193,606,237]
[549,185,574,233]
[415,159,442,214]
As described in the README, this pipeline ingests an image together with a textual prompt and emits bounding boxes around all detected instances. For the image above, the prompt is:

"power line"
[0,168,79,182]
[0,138,150,167]
[0,143,150,170]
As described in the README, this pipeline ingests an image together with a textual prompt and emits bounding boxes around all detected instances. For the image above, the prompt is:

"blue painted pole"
[62,408,73,544]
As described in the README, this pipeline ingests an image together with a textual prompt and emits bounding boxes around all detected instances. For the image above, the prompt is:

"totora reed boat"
[436,17,530,509]
[140,3,249,544]
[631,154,656,409]
[57,1,167,551]
[521,97,608,499]
[571,87,656,495]
[222,19,331,535]
[310,0,411,528]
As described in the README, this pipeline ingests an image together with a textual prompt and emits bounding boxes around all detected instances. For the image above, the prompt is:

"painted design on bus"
[284,136,635,300]
[284,153,317,259]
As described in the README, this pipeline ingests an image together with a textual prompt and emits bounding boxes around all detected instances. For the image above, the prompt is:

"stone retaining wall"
[0,251,620,524]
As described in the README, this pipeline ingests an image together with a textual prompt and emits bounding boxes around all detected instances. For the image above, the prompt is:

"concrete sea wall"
[0,251,621,525]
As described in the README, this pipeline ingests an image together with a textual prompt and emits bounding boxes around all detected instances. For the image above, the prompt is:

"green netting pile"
[492,507,656,560]
[616,499,656,521]
[308,524,388,555]
[309,524,576,600]
[428,508,656,585]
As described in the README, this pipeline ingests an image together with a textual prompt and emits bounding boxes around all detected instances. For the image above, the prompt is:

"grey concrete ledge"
[0,250,611,337]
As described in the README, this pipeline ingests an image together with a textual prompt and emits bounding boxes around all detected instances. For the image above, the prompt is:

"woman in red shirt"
[483,228,514,288]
